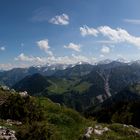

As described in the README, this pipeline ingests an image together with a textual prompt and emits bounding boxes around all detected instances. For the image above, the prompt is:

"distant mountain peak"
[97,59,113,65]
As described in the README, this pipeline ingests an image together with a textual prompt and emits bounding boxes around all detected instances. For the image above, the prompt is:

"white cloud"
[15,53,35,62]
[80,25,98,37]
[98,26,128,42]
[101,46,110,54]
[0,63,12,70]
[81,25,140,48]
[15,53,47,66]
[37,39,50,51]
[0,46,5,51]
[49,13,69,25]
[98,26,140,48]
[15,53,97,67]
[37,39,53,56]
[124,19,140,25]
[47,54,96,65]
[47,50,53,56]
[100,54,105,58]
[64,43,81,52]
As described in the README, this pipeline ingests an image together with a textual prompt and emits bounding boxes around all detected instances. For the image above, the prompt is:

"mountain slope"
[54,63,94,78]
[84,83,140,128]
[0,64,72,87]
[11,61,140,112]
[80,62,140,105]
[12,73,50,96]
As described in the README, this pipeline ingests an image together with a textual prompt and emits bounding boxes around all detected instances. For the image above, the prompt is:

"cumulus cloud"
[80,25,140,48]
[15,53,46,64]
[101,46,110,54]
[37,39,53,56]
[49,13,69,25]
[37,39,50,51]
[15,53,35,62]
[98,26,140,48]
[0,46,5,51]
[124,19,140,25]
[80,25,98,37]
[64,43,81,52]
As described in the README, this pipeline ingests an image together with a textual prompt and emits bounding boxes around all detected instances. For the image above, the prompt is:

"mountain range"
[0,60,140,105]
[1,60,140,112]
[0,64,73,87]
[1,60,140,139]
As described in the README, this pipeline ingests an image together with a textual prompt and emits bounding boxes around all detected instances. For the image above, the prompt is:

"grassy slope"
[0,87,140,140]
[47,77,92,94]
[0,87,90,139]
[36,97,91,140]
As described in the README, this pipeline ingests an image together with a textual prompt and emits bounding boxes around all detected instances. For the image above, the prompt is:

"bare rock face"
[94,125,109,135]
[0,126,17,140]
[123,124,140,136]
[83,127,93,139]
[19,91,29,97]
[6,119,22,126]
[82,125,110,139]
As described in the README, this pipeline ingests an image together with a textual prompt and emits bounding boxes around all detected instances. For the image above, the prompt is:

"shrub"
[0,94,45,122]
[16,122,61,140]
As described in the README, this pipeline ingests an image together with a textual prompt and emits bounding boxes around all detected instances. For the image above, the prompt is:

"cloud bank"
[15,53,96,66]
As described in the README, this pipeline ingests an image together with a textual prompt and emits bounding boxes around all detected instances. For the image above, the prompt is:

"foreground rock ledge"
[0,126,17,140]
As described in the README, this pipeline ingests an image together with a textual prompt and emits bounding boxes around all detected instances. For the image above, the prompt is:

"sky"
[1,0,140,69]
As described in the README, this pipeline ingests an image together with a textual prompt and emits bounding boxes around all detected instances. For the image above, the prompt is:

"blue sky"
[1,0,140,69]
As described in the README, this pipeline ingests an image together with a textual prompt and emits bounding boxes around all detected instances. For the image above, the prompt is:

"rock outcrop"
[0,126,17,140]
